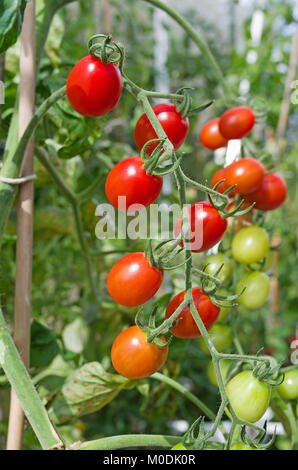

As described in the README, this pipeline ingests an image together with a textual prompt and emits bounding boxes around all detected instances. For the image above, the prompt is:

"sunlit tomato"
[224,158,265,195]
[226,201,253,233]
[232,225,269,264]
[207,359,232,387]
[66,55,122,116]
[174,201,227,253]
[134,103,189,155]
[226,370,271,423]
[105,156,163,211]
[107,252,163,306]
[231,443,259,450]
[165,287,220,339]
[277,370,298,400]
[204,253,234,284]
[245,173,287,211]
[236,271,270,309]
[199,324,233,354]
[199,118,228,150]
[111,325,168,379]
[219,106,255,139]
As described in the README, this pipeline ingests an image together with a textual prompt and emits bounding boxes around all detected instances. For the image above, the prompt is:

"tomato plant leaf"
[48,362,131,423]
[30,319,59,368]
[0,0,30,54]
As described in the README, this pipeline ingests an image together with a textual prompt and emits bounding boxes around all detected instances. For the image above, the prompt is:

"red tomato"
[224,157,265,195]
[66,55,122,116]
[111,325,168,379]
[200,118,228,150]
[245,173,287,211]
[107,252,163,307]
[134,103,189,155]
[165,287,220,338]
[219,106,255,139]
[175,201,227,252]
[211,168,236,198]
[105,156,163,211]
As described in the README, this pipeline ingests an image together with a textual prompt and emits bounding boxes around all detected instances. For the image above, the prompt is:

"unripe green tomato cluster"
[236,271,270,309]
[232,226,269,264]
[199,323,233,354]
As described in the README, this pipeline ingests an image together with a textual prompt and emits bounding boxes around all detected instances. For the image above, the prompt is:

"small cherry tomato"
[204,253,234,284]
[236,271,270,309]
[225,370,271,423]
[134,103,189,155]
[175,201,227,253]
[207,359,232,387]
[111,325,168,379]
[199,324,233,354]
[245,173,287,211]
[219,106,255,139]
[165,287,220,339]
[105,156,163,211]
[277,370,298,400]
[199,118,228,150]
[66,55,122,116]
[224,157,265,195]
[232,225,269,264]
[107,252,163,306]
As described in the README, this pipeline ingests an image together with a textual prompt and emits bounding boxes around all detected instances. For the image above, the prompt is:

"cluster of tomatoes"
[66,52,298,428]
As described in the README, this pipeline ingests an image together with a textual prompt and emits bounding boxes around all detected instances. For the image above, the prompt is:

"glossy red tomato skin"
[200,118,228,150]
[219,106,255,139]
[105,156,163,211]
[66,55,122,117]
[245,173,287,211]
[165,287,220,339]
[134,103,189,155]
[107,252,163,307]
[175,201,227,253]
[111,325,168,379]
[211,168,236,198]
[224,157,265,195]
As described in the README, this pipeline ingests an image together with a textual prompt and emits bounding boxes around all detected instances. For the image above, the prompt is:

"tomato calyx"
[140,137,183,176]
[135,306,174,348]
[208,182,255,218]
[88,34,124,67]
[252,359,284,387]
[145,239,190,271]
[239,421,276,450]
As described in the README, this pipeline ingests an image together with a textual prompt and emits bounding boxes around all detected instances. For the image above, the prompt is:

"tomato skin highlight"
[200,118,228,150]
[224,157,265,195]
[232,225,269,264]
[165,287,220,339]
[236,271,270,309]
[66,55,122,117]
[107,252,163,307]
[105,156,163,211]
[219,106,255,139]
[225,370,271,423]
[245,173,287,211]
[134,103,189,155]
[277,370,298,400]
[111,325,168,379]
[175,201,227,253]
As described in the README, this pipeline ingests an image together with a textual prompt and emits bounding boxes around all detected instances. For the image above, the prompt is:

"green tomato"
[225,370,271,423]
[250,250,273,272]
[171,442,188,450]
[204,253,234,284]
[277,370,298,400]
[199,324,233,354]
[230,442,258,450]
[236,271,270,309]
[216,289,231,321]
[296,402,298,419]
[232,226,269,265]
[207,359,232,387]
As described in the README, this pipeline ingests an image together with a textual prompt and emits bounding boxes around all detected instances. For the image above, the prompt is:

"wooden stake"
[6,1,35,450]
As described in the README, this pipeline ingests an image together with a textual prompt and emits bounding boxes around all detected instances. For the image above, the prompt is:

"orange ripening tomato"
[111,325,168,379]
[107,252,163,307]
[199,118,228,150]
[219,106,255,140]
[224,157,265,195]
[165,287,220,338]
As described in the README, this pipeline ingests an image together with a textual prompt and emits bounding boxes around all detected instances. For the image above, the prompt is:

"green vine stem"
[271,388,298,448]
[78,434,180,450]
[0,308,63,450]
[0,86,66,246]
[142,0,233,100]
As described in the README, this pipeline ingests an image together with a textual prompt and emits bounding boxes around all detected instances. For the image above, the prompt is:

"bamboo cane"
[6,1,36,450]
